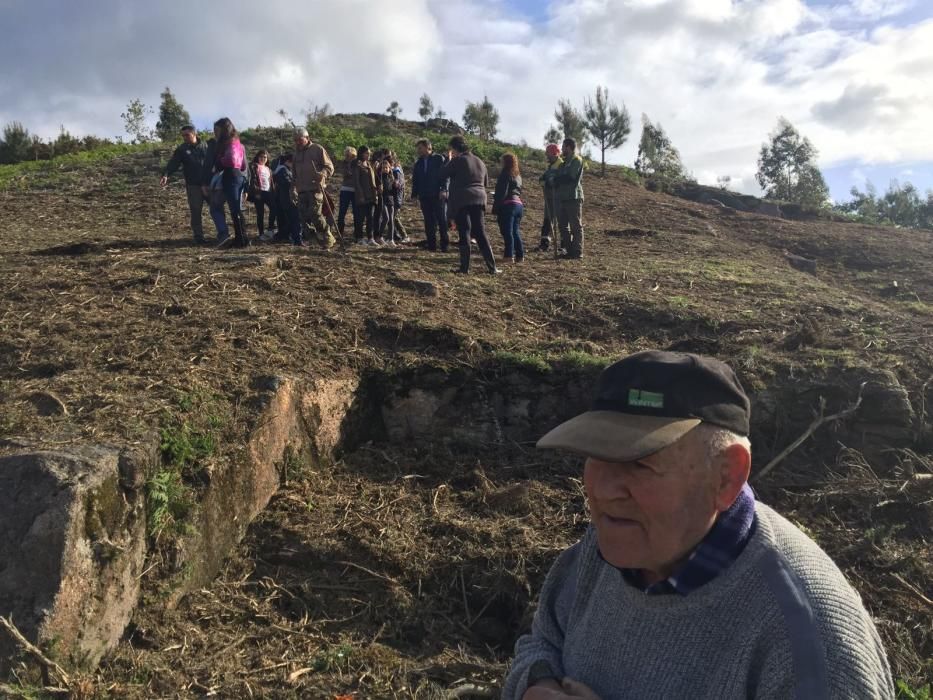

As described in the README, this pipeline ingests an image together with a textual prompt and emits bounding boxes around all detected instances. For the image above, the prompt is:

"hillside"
[0,114,930,697]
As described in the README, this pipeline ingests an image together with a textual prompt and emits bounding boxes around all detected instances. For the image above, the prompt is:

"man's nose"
[588,461,633,500]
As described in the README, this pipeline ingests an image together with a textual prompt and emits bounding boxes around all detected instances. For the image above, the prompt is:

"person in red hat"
[538,143,563,252]
[503,350,894,700]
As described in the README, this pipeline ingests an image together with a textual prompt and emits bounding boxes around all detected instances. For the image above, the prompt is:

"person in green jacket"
[552,138,585,259]
[538,143,563,252]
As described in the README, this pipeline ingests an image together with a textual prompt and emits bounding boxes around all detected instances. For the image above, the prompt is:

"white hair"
[692,423,751,466]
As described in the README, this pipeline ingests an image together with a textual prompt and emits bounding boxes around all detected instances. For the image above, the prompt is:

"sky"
[1,0,931,203]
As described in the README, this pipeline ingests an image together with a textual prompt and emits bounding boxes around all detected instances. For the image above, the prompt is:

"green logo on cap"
[629,389,664,409]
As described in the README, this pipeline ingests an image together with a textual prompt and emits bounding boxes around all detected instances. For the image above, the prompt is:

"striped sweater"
[502,503,894,700]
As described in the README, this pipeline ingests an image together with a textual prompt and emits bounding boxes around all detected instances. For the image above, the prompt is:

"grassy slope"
[0,115,930,696]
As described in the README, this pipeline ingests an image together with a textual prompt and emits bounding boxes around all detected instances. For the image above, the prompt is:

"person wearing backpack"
[202,117,248,249]
[159,125,208,244]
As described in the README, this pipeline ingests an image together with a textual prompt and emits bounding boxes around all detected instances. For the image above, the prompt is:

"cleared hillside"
[0,116,930,697]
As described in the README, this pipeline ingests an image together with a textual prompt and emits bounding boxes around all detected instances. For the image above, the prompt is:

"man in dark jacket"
[439,136,498,274]
[160,125,208,243]
[411,139,450,252]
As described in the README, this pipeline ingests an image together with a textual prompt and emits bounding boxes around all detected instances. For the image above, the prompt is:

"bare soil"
[0,141,930,697]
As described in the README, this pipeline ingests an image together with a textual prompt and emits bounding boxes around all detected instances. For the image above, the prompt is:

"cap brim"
[537,411,701,462]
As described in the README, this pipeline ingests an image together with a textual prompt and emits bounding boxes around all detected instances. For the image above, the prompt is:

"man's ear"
[715,443,751,512]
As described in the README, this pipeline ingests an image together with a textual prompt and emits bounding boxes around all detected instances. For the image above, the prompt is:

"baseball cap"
[537,350,750,462]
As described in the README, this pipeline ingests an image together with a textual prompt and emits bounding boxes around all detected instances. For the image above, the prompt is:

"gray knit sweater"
[502,504,894,700]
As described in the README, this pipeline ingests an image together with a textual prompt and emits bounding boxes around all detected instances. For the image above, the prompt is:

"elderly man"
[292,127,335,248]
[503,350,893,700]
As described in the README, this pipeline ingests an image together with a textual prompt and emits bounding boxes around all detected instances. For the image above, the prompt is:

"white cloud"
[1,0,932,198]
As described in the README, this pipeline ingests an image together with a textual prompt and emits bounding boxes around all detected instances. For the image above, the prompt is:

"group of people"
[160,120,587,272]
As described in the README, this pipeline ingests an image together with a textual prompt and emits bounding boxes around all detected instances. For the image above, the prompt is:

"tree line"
[0,87,191,164]
[2,87,931,232]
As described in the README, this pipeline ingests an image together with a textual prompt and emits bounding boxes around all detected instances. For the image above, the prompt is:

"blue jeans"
[337,189,355,234]
[209,192,228,240]
[223,170,246,244]
[497,203,525,260]
[222,172,245,217]
[210,171,246,242]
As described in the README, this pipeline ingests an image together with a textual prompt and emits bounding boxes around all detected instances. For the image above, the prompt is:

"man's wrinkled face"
[584,429,720,580]
[295,136,310,149]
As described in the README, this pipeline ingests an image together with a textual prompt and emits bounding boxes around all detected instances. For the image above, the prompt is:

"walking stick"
[307,156,340,248]
[550,185,560,264]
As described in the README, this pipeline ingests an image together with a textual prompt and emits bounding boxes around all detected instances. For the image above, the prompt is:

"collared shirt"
[620,483,757,595]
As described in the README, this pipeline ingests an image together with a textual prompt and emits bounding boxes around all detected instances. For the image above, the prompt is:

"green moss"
[84,474,123,543]
[896,680,931,700]
[491,350,552,374]
[555,350,611,372]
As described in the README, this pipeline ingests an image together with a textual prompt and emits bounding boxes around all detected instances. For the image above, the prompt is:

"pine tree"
[583,86,631,175]
[155,87,192,141]
[0,122,32,164]
[635,115,687,192]
[418,94,434,123]
[463,96,499,140]
[756,118,829,208]
[553,100,587,149]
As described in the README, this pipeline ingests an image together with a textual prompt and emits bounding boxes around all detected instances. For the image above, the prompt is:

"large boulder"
[0,444,150,669]
[163,375,358,607]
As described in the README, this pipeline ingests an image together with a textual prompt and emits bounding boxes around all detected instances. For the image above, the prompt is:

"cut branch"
[755,383,866,481]
[0,615,71,688]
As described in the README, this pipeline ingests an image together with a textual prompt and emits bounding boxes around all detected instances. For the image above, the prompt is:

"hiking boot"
[216,236,235,250]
